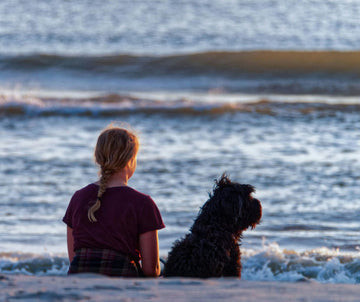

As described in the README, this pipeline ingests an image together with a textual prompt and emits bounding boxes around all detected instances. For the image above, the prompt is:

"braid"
[88,168,113,222]
[89,125,139,222]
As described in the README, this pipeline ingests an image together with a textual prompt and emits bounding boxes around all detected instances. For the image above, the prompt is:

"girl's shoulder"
[108,186,153,204]
[123,186,151,198]
[79,183,98,192]
[72,183,98,199]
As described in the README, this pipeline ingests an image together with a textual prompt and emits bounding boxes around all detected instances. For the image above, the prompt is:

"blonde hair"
[88,125,139,222]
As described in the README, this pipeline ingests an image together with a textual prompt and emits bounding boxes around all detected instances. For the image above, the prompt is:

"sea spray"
[1,245,360,283]
[242,242,360,283]
[0,253,69,276]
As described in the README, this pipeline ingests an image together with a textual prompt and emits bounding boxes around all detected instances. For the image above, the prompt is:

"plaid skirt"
[68,248,141,277]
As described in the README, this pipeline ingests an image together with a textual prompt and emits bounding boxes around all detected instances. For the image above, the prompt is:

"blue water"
[0,0,360,283]
[1,0,360,55]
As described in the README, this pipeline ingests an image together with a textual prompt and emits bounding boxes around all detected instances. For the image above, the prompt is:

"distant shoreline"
[1,275,359,302]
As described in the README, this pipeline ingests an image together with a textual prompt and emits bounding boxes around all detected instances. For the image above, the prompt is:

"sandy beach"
[1,274,359,302]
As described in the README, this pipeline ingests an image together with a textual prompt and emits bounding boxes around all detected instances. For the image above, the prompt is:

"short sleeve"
[138,197,165,234]
[63,194,75,228]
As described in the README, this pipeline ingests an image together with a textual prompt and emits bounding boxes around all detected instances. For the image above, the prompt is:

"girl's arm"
[67,226,75,263]
[139,230,161,277]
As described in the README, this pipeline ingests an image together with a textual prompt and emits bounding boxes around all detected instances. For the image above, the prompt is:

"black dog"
[163,174,262,278]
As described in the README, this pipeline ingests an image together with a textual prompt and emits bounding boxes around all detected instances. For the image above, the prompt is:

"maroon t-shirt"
[63,184,165,261]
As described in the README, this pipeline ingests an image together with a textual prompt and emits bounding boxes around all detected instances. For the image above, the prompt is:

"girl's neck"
[100,170,130,188]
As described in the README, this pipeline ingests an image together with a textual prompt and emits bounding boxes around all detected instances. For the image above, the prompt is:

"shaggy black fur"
[163,174,262,278]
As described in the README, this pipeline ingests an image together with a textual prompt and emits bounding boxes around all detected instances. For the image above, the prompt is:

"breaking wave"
[1,243,360,283]
[242,242,360,284]
[0,252,69,276]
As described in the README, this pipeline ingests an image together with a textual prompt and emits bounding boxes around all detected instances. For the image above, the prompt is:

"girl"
[63,125,165,277]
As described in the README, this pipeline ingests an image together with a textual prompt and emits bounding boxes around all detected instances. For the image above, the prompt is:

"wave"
[242,243,360,283]
[1,92,360,118]
[2,50,360,95]
[0,93,247,117]
[0,252,68,276]
[1,243,360,283]
[2,50,360,76]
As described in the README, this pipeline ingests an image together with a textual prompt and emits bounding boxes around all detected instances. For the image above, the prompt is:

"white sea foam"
[1,244,359,283]
[0,252,69,276]
[242,242,360,283]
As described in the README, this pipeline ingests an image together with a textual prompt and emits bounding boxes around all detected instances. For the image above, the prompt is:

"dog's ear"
[237,184,255,215]
[238,184,262,229]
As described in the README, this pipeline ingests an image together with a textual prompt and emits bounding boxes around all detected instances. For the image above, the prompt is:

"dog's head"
[200,174,262,233]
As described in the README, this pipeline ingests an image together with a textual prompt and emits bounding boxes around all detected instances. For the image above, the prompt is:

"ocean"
[0,0,360,283]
